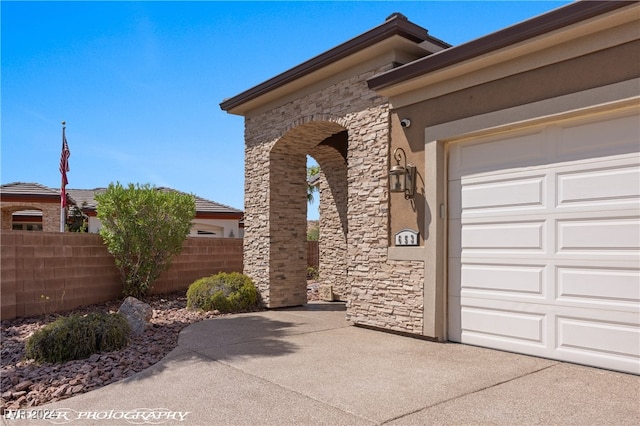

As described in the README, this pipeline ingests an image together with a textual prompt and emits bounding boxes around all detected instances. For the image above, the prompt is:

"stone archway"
[221,12,441,330]
[309,131,348,300]
[262,119,348,308]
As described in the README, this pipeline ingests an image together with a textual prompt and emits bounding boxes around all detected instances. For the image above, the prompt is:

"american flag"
[60,124,70,208]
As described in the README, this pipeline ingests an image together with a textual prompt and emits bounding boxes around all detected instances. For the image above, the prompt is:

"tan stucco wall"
[88,216,241,238]
[386,38,640,339]
[389,40,640,248]
[390,40,640,245]
[388,114,426,246]
[394,40,639,130]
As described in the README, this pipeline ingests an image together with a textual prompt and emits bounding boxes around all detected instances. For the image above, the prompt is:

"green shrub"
[25,312,130,363]
[186,272,261,313]
[307,266,319,280]
[96,182,196,298]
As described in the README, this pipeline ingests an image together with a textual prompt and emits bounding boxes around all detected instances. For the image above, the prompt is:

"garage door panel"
[556,316,640,359]
[556,316,640,374]
[448,109,640,375]
[556,163,640,207]
[556,217,640,254]
[461,175,546,213]
[449,130,545,179]
[461,305,545,345]
[556,266,640,308]
[461,263,545,297]
[555,114,640,161]
[462,221,545,251]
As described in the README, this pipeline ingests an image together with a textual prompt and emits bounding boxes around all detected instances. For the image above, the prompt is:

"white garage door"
[448,109,640,375]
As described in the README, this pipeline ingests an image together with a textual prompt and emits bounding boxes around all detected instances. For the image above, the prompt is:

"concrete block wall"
[307,241,319,271]
[152,237,244,294]
[1,232,121,319]
[1,231,244,320]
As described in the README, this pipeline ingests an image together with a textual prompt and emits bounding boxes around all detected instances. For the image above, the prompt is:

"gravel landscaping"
[1,282,321,412]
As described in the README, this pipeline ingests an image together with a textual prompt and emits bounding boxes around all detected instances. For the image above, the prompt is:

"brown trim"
[80,209,241,220]
[367,1,634,91]
[195,212,244,220]
[0,194,60,203]
[220,14,449,113]
[12,215,42,223]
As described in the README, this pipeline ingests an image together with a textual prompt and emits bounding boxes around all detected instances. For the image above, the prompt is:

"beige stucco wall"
[389,38,640,250]
[386,35,640,339]
[87,216,241,238]
[392,40,639,132]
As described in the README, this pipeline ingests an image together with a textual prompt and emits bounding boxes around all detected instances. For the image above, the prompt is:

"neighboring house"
[67,188,244,238]
[0,183,243,238]
[221,1,639,374]
[0,182,72,232]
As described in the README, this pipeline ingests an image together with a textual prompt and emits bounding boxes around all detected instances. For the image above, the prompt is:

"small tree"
[67,203,88,232]
[307,165,320,203]
[96,183,196,298]
[307,220,319,241]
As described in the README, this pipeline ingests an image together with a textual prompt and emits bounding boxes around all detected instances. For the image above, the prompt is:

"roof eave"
[220,14,447,115]
[0,194,60,203]
[367,1,634,92]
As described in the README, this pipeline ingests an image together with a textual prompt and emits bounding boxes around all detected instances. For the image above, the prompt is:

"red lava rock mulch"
[1,283,321,412]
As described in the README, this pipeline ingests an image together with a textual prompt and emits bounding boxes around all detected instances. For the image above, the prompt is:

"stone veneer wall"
[1,202,61,232]
[243,65,426,334]
[310,143,348,300]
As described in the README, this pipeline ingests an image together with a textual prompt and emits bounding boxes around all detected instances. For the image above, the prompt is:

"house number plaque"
[395,229,419,246]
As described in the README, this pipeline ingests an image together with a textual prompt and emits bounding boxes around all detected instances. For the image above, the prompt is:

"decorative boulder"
[118,297,152,335]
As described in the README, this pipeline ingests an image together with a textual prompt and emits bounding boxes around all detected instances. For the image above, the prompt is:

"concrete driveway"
[9,303,639,425]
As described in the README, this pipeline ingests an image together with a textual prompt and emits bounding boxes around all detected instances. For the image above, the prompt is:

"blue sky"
[1,1,569,219]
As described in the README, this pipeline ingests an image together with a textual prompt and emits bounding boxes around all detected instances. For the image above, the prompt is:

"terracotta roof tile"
[67,187,243,216]
[1,182,60,197]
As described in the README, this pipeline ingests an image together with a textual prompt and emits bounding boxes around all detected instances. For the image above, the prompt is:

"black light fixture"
[389,147,416,199]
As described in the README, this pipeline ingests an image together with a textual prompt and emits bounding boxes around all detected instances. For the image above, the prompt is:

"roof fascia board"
[237,38,426,117]
[195,212,244,219]
[382,13,639,108]
[220,15,444,115]
[367,1,634,93]
[0,194,60,203]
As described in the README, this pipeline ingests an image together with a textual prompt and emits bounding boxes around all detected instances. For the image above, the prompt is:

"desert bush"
[186,272,261,313]
[25,312,130,363]
[307,266,319,280]
[96,182,196,298]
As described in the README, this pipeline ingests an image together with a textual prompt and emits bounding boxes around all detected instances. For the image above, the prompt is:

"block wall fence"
[307,240,319,271]
[0,231,244,320]
[1,232,321,320]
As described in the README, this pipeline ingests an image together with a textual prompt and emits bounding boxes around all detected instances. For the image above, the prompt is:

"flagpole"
[60,121,67,232]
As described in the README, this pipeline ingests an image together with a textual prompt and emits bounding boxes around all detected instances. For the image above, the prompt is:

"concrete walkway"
[9,303,639,425]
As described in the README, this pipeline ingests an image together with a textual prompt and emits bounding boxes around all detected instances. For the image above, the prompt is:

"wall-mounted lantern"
[389,147,416,199]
